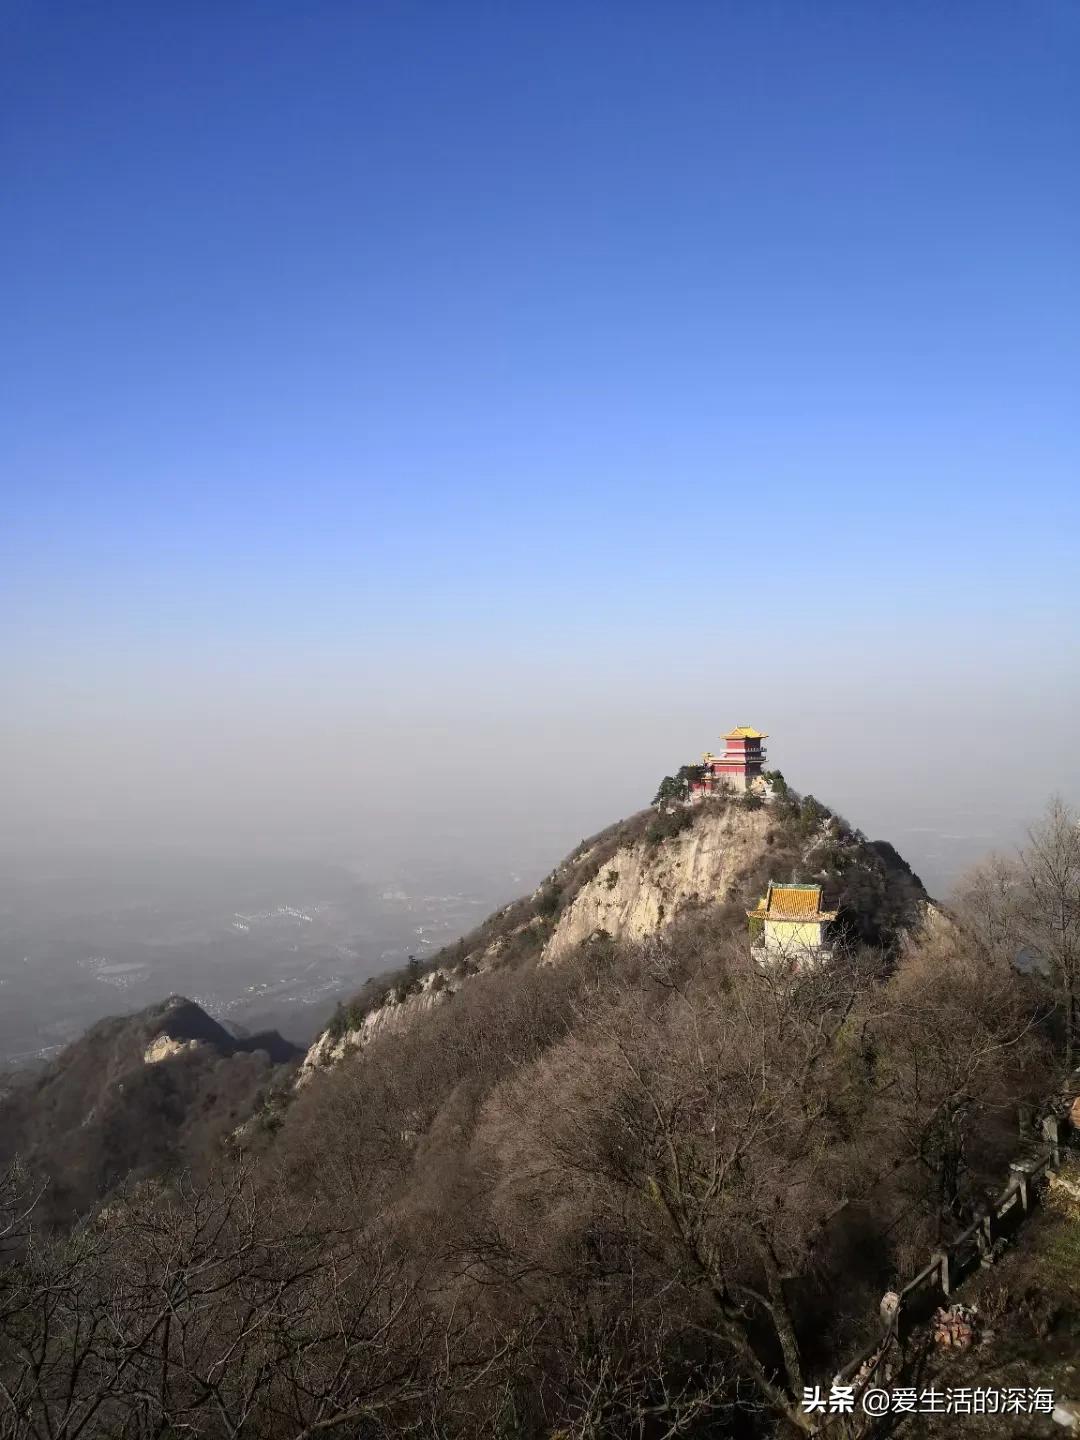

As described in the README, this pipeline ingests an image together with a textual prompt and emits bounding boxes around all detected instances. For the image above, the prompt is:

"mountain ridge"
[6,783,1067,1440]
[2,778,929,1220]
[0,996,300,1225]
[298,783,928,1084]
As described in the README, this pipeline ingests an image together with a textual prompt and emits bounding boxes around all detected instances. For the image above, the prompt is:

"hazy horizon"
[4,677,1076,899]
[4,4,1079,957]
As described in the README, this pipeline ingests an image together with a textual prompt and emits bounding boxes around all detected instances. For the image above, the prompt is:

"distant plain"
[0,850,516,1066]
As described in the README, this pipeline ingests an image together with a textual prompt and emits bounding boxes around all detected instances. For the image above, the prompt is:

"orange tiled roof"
[724,726,767,740]
[762,883,831,920]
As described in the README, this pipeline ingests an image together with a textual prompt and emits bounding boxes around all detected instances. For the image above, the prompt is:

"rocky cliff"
[298,966,459,1083]
[541,803,773,963]
[296,788,928,1084]
[4,784,930,1228]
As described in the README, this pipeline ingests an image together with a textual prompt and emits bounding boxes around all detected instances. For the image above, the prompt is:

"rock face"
[138,997,301,1066]
[298,967,458,1084]
[298,793,927,1082]
[542,805,772,964]
[143,1034,205,1065]
[300,803,784,1078]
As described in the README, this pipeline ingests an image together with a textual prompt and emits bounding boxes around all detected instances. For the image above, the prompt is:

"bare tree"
[956,797,1080,1071]
[868,917,1050,1242]
[0,1165,454,1440]
[476,940,881,1433]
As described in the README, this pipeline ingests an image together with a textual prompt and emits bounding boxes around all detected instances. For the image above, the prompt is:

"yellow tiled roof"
[724,726,767,740]
[763,883,825,919]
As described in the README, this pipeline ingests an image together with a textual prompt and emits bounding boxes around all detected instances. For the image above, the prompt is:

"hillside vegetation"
[0,997,299,1226]
[306,783,926,1083]
[1,791,1076,1439]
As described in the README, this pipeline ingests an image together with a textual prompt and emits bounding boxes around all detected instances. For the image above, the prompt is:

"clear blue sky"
[2,3,1078,885]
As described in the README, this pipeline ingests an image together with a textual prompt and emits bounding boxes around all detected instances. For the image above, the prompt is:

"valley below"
[0,850,515,1068]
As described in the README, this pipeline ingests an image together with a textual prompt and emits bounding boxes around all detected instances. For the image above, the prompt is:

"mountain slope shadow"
[0,996,301,1226]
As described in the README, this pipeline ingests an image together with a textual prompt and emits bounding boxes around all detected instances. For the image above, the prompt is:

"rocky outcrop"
[140,997,301,1065]
[542,804,773,963]
[143,1034,205,1065]
[296,911,557,1086]
[0,996,300,1226]
[298,967,458,1084]
[299,804,779,1079]
[298,792,927,1080]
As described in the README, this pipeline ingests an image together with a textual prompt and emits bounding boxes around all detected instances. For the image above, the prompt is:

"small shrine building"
[748,883,838,960]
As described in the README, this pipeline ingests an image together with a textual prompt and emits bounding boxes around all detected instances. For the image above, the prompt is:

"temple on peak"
[690,726,769,799]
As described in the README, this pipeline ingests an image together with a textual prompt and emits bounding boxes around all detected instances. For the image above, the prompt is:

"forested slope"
[2,793,1075,1439]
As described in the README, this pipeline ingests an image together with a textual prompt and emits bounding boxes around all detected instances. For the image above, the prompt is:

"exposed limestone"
[542,804,773,964]
[143,1034,204,1065]
[296,794,905,1081]
[297,967,457,1085]
[296,913,540,1087]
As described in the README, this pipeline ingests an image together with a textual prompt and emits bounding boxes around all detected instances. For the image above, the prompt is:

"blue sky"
[2,2,1078,886]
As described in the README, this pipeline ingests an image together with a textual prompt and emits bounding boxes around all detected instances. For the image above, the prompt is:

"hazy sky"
[3,2,1078,895]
